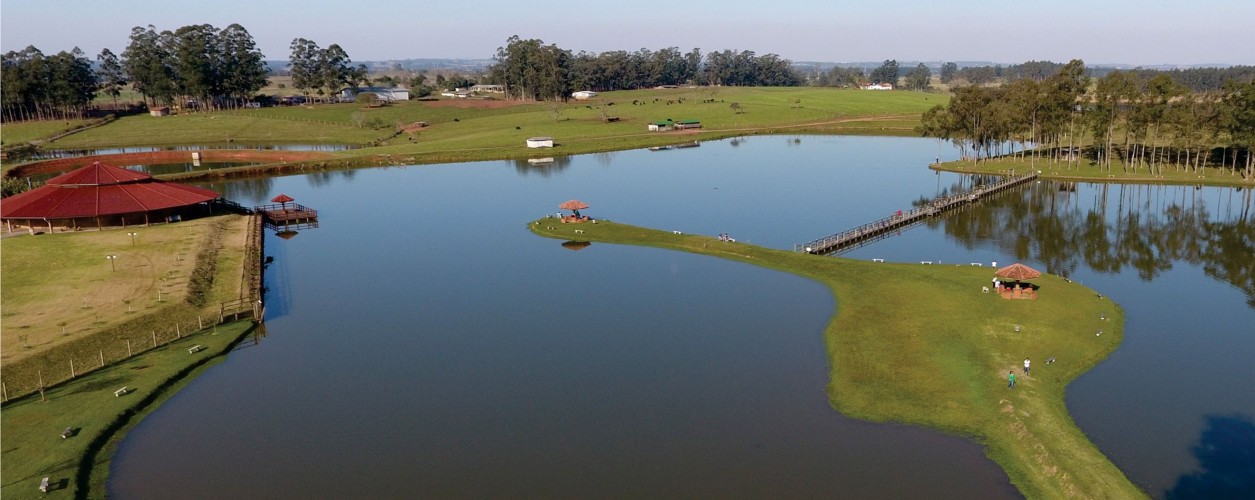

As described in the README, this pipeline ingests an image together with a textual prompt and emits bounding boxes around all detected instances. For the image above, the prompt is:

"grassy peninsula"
[529,219,1145,499]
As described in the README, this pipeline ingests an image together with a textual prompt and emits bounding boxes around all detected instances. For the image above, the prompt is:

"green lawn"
[0,320,258,499]
[45,87,941,155]
[1,119,95,146]
[529,219,1144,499]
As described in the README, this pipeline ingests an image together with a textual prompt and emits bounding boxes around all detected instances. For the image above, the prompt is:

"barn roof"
[1,161,220,219]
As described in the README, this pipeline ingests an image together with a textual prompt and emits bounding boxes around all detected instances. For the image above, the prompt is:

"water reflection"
[511,156,573,176]
[937,181,1255,308]
[1165,414,1255,499]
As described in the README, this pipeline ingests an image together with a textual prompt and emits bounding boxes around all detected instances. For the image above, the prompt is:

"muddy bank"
[7,149,335,178]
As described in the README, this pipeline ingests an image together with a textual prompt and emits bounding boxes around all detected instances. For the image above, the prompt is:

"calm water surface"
[110,136,1254,498]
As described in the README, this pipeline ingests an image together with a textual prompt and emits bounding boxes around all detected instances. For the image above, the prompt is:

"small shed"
[526,137,554,148]
[149,106,170,117]
[648,120,674,132]
[571,90,598,100]
[674,120,702,130]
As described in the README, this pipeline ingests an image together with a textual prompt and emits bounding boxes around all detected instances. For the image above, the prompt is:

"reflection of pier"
[254,202,319,231]
[796,172,1038,255]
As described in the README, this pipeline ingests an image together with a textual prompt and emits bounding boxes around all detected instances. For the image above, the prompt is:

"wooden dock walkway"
[796,172,1038,255]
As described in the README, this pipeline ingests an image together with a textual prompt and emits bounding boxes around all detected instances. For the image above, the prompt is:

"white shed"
[526,137,554,148]
[571,90,598,100]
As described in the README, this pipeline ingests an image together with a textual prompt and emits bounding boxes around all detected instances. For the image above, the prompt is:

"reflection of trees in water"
[199,177,275,205]
[510,156,572,177]
[306,169,356,188]
[1166,414,1255,499]
[941,181,1255,308]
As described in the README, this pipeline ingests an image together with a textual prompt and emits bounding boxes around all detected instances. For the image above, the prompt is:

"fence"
[0,214,266,403]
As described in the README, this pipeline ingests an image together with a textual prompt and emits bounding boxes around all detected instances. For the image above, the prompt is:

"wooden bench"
[61,427,74,439]
[114,387,129,397]
[40,477,50,493]
[188,345,203,354]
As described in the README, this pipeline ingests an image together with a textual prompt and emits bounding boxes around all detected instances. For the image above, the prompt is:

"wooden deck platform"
[254,202,318,227]
[796,172,1038,255]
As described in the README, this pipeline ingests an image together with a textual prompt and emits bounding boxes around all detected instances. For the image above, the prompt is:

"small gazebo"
[1,161,221,233]
[995,263,1042,300]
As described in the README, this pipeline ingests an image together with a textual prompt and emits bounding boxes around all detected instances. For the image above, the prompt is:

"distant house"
[861,83,893,91]
[341,86,411,102]
[571,90,598,100]
[674,120,701,130]
[648,120,674,132]
[526,137,554,148]
[149,106,170,117]
[469,84,504,93]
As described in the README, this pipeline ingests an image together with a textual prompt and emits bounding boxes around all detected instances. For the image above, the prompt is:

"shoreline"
[528,218,1145,498]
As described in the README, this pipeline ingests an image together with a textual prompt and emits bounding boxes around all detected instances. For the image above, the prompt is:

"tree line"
[2,47,97,121]
[121,24,268,110]
[487,35,802,101]
[916,59,1255,179]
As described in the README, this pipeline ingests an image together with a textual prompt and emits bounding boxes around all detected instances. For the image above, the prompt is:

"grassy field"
[0,215,250,396]
[936,156,1255,187]
[0,320,259,499]
[529,219,1145,499]
[45,87,942,155]
[1,119,95,146]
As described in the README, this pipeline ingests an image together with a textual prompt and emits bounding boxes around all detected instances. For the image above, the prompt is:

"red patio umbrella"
[272,194,294,210]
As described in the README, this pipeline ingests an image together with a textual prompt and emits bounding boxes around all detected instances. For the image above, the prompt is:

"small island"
[529,218,1144,499]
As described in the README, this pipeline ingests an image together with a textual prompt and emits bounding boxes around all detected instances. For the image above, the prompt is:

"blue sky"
[3,0,1252,65]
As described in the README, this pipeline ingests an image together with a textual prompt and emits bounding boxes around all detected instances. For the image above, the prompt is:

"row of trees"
[122,24,268,110]
[487,36,803,101]
[2,47,97,121]
[288,39,368,102]
[917,60,1255,179]
[811,60,931,90]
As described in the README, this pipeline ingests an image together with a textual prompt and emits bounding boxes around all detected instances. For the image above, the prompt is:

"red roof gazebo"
[2,161,221,233]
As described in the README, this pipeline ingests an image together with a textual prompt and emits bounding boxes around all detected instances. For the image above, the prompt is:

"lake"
[109,136,1254,498]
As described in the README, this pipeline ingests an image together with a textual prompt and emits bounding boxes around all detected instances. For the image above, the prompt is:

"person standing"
[1008,371,1016,389]
[1024,358,1031,374]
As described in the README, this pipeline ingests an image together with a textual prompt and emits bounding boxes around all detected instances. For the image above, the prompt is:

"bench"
[40,477,50,493]
[188,345,203,354]
[114,387,129,397]
[61,427,74,439]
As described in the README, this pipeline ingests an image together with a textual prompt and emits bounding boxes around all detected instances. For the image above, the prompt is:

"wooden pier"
[254,202,319,230]
[796,172,1038,255]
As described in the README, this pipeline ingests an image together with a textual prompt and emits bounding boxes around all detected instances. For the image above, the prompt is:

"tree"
[905,63,931,91]
[123,25,177,106]
[96,48,126,109]
[870,59,899,85]
[288,38,320,99]
[219,24,268,107]
[939,62,958,84]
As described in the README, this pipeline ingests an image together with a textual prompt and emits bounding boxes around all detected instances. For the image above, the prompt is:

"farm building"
[526,137,554,148]
[674,120,702,130]
[149,106,170,116]
[860,83,893,91]
[341,86,411,102]
[648,120,674,131]
[571,90,598,100]
[469,84,504,93]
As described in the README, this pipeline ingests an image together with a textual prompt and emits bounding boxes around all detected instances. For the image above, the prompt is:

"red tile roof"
[1,162,219,219]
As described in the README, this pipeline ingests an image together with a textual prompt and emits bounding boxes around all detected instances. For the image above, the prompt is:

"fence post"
[127,339,132,357]
[176,323,182,339]
[70,358,76,378]
[199,316,203,329]
[100,350,105,367]
[2,382,7,402]
[152,330,157,348]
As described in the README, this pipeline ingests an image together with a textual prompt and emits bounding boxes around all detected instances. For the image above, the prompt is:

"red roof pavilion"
[2,161,220,224]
